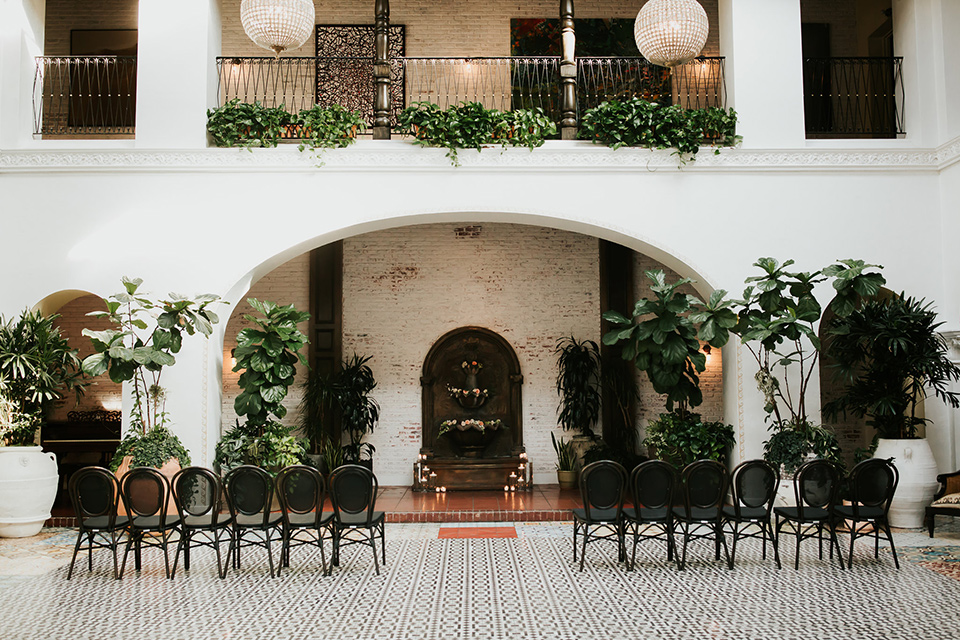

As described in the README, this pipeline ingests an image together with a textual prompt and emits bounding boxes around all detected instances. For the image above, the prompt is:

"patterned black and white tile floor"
[1,521,959,640]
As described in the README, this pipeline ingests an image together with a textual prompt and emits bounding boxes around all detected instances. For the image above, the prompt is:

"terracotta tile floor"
[374,485,586,522]
[437,526,518,539]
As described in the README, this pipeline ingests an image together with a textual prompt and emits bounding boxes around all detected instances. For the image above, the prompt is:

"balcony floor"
[0,520,958,640]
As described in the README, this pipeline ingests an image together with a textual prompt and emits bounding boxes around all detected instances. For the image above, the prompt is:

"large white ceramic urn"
[873,438,939,529]
[0,446,59,537]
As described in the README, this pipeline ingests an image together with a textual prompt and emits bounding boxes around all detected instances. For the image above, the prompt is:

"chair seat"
[624,506,670,522]
[832,504,885,520]
[182,512,233,529]
[336,511,384,527]
[129,514,181,530]
[774,506,830,521]
[572,507,620,523]
[235,512,282,528]
[673,506,722,522]
[723,505,769,520]
[82,515,130,530]
[286,511,335,528]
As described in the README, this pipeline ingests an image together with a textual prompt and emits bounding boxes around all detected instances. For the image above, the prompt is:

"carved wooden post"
[373,0,391,139]
[559,0,577,139]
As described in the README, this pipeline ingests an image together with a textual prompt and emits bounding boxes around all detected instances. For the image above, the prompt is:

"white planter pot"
[0,446,59,538]
[874,438,939,529]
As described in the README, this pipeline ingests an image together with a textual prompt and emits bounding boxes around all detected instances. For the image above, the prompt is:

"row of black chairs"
[572,457,900,572]
[67,463,385,580]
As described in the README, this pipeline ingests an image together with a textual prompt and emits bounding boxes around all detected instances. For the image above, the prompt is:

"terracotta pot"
[874,438,938,529]
[0,446,58,538]
[114,456,181,517]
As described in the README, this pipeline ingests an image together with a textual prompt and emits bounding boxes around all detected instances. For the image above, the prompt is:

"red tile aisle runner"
[438,527,518,539]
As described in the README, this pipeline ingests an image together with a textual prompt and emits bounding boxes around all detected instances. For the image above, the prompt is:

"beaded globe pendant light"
[634,0,709,67]
[240,0,316,57]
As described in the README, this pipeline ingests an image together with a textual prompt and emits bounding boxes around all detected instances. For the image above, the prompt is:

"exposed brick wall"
[219,0,722,58]
[631,254,724,453]
[800,0,860,57]
[341,223,601,484]
[43,0,139,55]
[49,295,122,419]
[220,253,312,435]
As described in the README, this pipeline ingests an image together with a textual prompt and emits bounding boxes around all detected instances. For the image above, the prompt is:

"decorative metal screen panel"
[315,25,405,126]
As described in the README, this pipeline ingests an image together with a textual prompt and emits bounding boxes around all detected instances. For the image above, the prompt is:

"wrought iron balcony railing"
[33,56,137,136]
[216,55,726,134]
[803,57,904,138]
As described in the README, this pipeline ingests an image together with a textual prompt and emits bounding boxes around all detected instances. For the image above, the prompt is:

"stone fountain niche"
[418,326,528,491]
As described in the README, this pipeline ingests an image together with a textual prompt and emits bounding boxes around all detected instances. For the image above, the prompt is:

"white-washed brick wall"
[220,0,722,57]
[43,0,139,55]
[49,295,122,419]
[631,253,724,452]
[220,253,312,435]
[342,223,600,484]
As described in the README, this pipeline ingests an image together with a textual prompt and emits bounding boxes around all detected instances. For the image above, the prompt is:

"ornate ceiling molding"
[0,140,952,174]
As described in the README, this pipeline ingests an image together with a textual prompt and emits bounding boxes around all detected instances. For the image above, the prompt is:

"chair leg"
[770,521,782,570]
[829,523,845,570]
[87,532,94,572]
[578,524,589,572]
[927,512,935,538]
[848,522,857,569]
[119,535,134,579]
[370,528,380,576]
[161,530,172,580]
[572,521,578,562]
[171,533,186,579]
[381,522,386,566]
[265,529,275,578]
[111,531,122,580]
[679,523,689,571]
[729,523,739,566]
[214,529,226,579]
[67,531,84,580]
[882,519,900,569]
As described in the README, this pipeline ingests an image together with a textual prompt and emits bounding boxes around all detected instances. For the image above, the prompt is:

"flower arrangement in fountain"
[447,360,489,407]
[446,386,490,400]
[438,418,503,437]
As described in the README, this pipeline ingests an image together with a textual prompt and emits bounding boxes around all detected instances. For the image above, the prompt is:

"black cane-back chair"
[67,466,128,580]
[774,459,845,570]
[276,465,333,576]
[224,465,282,577]
[171,466,233,579]
[119,466,181,579]
[832,458,899,569]
[673,460,732,570]
[572,460,628,572]
[328,464,385,575]
[623,460,678,569]
[723,459,781,568]
[927,469,960,537]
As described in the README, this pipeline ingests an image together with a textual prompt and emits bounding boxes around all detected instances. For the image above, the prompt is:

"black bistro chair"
[119,466,181,579]
[67,466,128,580]
[276,465,333,576]
[832,458,900,569]
[572,460,628,572]
[774,459,845,570]
[723,459,781,568]
[623,460,678,569]
[224,465,282,577]
[329,464,386,575]
[171,466,234,579]
[673,460,732,570]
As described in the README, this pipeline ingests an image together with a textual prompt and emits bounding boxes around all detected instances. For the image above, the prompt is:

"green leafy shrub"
[395,101,557,165]
[296,104,367,151]
[643,411,734,467]
[110,425,190,471]
[206,99,292,149]
[763,420,842,474]
[579,98,740,157]
[214,420,305,475]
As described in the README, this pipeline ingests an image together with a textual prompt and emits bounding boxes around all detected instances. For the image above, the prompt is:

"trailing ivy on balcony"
[395,102,558,166]
[206,99,365,152]
[579,98,741,159]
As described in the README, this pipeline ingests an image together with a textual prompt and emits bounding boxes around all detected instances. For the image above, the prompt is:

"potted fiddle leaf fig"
[0,309,86,537]
[824,293,960,527]
[603,269,737,462]
[214,299,309,475]
[733,258,885,474]
[82,277,223,475]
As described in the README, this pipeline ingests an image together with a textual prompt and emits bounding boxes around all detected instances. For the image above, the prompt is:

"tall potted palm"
[824,294,960,528]
[0,310,85,537]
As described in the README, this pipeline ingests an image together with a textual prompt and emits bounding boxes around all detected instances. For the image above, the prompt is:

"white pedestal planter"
[874,438,938,529]
[0,446,59,538]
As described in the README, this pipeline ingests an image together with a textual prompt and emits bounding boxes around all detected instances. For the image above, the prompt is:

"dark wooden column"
[373,0,392,139]
[559,0,577,140]
[309,242,343,440]
[599,240,637,450]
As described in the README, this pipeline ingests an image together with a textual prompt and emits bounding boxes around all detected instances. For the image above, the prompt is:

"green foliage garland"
[579,98,740,157]
[295,104,367,152]
[206,99,292,149]
[395,101,557,165]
